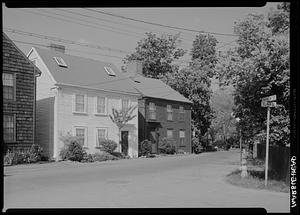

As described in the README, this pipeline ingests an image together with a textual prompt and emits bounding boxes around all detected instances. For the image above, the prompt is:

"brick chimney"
[125,60,143,76]
[48,43,65,53]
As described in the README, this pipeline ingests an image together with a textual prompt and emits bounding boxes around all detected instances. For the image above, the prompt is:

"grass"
[226,168,289,193]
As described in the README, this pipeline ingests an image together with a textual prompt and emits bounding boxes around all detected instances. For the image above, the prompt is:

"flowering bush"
[97,139,118,154]
[59,135,86,162]
[139,139,152,156]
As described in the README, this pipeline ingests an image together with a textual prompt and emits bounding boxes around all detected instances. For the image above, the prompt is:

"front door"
[121,131,129,155]
[149,128,158,154]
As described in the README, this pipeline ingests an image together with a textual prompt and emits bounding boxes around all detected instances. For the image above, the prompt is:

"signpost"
[261,95,277,187]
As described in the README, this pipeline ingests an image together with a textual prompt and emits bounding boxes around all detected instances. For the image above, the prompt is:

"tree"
[123,32,186,79]
[191,33,218,72]
[217,3,290,146]
[161,59,214,138]
[109,105,137,151]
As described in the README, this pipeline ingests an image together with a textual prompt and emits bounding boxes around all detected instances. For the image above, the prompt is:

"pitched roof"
[32,47,138,95]
[33,47,191,103]
[3,32,42,76]
[129,75,192,104]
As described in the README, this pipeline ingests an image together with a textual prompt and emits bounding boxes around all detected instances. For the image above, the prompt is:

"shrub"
[92,152,119,162]
[82,153,94,163]
[192,137,203,154]
[97,139,118,154]
[28,144,44,163]
[111,152,127,159]
[59,135,86,162]
[139,139,152,156]
[159,138,176,155]
[4,144,45,166]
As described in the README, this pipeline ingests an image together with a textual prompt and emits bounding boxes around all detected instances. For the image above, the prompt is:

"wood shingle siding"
[2,33,40,151]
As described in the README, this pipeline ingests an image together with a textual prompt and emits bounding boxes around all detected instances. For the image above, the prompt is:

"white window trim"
[167,129,174,139]
[179,106,185,121]
[94,96,108,116]
[2,72,16,101]
[122,98,130,111]
[73,126,88,148]
[73,93,88,114]
[167,105,173,121]
[95,127,108,147]
[149,102,156,120]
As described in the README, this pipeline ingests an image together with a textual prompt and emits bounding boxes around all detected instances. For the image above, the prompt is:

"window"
[75,127,87,147]
[2,73,14,100]
[53,57,68,68]
[104,67,116,76]
[149,102,156,120]
[96,128,107,147]
[96,96,106,114]
[179,130,185,146]
[3,115,15,142]
[75,94,85,113]
[167,105,173,121]
[167,129,173,139]
[122,99,129,112]
[179,106,185,121]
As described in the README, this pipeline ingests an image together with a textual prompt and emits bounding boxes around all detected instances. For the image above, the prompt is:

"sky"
[2,3,280,70]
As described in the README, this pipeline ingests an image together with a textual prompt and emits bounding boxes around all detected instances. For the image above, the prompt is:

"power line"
[11,39,125,59]
[85,8,238,37]
[39,9,145,39]
[4,28,131,54]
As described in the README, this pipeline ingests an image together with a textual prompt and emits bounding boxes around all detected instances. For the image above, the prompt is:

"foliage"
[139,139,152,156]
[192,137,203,154]
[111,152,128,159]
[4,144,45,166]
[158,138,176,154]
[109,105,137,131]
[123,32,186,79]
[191,33,218,71]
[92,152,119,162]
[216,3,290,146]
[82,153,94,163]
[161,59,214,137]
[109,105,137,151]
[97,139,118,154]
[59,135,86,162]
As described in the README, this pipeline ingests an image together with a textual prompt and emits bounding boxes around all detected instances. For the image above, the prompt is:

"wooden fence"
[257,144,290,184]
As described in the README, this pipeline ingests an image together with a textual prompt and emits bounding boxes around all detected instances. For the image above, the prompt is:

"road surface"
[4,150,289,212]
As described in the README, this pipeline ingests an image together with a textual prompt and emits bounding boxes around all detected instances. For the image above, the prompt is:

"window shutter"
[84,95,88,113]
[72,94,76,112]
[94,96,98,114]
[105,97,108,114]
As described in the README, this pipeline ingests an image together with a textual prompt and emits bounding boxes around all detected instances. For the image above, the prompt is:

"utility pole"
[265,106,270,187]
[261,95,276,187]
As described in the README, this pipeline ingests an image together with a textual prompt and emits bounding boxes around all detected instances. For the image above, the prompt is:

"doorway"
[149,127,159,154]
[121,131,129,155]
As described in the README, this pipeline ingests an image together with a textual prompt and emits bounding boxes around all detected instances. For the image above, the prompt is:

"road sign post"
[261,95,276,187]
[265,106,270,187]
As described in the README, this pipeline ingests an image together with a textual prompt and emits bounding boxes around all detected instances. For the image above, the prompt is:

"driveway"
[4,150,290,212]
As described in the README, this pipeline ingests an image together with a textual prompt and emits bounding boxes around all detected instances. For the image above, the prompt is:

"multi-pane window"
[3,73,14,100]
[75,127,86,146]
[167,105,173,121]
[75,94,85,112]
[149,102,156,120]
[179,106,185,121]
[97,128,107,146]
[3,115,15,142]
[97,96,106,114]
[122,99,129,112]
[179,130,185,146]
[167,129,173,139]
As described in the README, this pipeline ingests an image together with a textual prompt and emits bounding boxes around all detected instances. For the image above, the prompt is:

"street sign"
[262,95,276,102]
[261,101,277,107]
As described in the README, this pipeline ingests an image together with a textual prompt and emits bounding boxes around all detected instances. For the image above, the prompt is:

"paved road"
[4,150,289,212]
